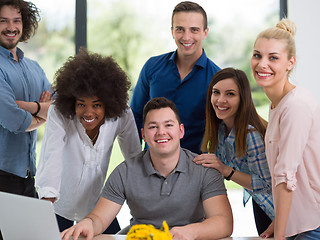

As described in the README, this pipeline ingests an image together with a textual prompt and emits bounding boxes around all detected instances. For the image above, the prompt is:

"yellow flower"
[126,221,172,240]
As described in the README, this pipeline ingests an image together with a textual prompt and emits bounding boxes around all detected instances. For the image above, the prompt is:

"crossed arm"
[16,90,52,131]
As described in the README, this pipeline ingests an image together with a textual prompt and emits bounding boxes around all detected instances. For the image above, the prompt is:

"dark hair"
[0,0,40,42]
[142,97,181,126]
[172,1,207,30]
[201,68,267,157]
[53,48,131,120]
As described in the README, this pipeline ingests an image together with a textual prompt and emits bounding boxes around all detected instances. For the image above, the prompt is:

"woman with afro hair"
[35,48,141,234]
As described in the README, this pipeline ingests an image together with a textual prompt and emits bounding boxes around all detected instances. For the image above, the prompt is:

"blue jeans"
[286,226,320,240]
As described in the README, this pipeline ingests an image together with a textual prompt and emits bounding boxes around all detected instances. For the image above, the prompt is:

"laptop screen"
[0,191,61,240]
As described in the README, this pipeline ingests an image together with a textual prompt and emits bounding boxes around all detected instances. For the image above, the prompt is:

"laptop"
[0,191,61,240]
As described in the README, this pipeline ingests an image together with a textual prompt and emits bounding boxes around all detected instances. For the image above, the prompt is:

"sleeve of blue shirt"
[0,59,51,133]
[130,59,152,143]
[0,75,32,133]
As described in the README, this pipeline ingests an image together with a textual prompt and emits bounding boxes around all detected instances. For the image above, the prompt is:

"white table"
[87,235,273,240]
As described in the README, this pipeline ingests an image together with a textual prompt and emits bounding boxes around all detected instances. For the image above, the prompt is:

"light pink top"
[265,86,320,237]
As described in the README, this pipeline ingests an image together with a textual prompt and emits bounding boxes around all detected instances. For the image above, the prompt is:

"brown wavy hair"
[201,68,267,158]
[0,0,40,42]
[53,48,131,120]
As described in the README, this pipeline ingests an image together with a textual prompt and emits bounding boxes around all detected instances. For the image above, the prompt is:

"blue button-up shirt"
[0,46,51,177]
[130,50,220,154]
[216,122,274,220]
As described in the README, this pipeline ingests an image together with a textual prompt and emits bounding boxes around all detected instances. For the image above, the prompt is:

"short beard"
[0,31,21,50]
[0,41,19,50]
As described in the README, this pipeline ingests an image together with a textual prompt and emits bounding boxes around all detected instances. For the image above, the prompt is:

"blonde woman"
[251,19,320,240]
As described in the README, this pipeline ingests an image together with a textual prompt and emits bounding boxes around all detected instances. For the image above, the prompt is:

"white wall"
[289,0,320,103]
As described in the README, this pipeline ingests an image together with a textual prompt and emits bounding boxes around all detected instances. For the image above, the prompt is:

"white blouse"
[35,105,141,221]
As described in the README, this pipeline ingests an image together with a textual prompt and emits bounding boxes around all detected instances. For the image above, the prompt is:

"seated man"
[61,97,233,240]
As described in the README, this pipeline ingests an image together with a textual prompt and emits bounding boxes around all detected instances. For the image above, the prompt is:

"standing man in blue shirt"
[130,1,220,154]
[0,0,51,198]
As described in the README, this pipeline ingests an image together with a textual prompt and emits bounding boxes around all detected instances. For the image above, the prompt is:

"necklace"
[90,131,99,143]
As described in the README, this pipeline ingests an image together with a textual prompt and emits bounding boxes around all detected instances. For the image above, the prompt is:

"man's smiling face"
[0,5,23,50]
[142,107,184,159]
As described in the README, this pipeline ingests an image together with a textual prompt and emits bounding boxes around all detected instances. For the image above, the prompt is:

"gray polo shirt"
[102,148,226,228]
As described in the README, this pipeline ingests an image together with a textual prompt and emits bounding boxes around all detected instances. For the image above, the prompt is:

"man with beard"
[0,0,51,198]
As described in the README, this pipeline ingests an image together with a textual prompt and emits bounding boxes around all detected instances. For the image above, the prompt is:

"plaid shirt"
[216,122,274,219]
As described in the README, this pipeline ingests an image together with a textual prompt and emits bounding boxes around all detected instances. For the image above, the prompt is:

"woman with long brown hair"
[194,67,274,237]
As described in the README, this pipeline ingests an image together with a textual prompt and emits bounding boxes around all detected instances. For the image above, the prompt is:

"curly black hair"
[53,48,131,120]
[0,0,40,42]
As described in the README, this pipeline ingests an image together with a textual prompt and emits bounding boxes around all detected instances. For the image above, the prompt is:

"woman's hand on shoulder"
[193,154,227,174]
